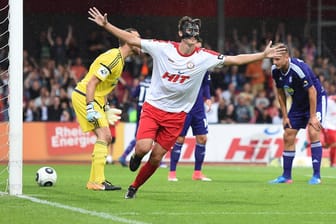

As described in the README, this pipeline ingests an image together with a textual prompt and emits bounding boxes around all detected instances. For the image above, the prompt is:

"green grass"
[1,164,336,224]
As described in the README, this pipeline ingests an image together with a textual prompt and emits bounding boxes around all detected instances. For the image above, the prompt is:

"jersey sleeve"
[300,63,314,89]
[93,50,118,81]
[202,49,226,69]
[141,39,166,58]
[291,59,314,89]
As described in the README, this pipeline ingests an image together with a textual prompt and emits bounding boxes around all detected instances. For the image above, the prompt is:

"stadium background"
[24,0,336,62]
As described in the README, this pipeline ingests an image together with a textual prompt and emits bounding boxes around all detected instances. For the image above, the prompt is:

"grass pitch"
[1,164,336,224]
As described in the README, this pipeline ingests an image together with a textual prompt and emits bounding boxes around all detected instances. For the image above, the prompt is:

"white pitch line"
[14,194,150,224]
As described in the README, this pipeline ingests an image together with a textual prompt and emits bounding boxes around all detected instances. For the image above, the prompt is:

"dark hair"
[178,16,201,31]
[119,28,138,46]
[178,16,193,31]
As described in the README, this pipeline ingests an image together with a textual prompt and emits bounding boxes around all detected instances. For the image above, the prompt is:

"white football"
[35,166,57,187]
[106,155,113,164]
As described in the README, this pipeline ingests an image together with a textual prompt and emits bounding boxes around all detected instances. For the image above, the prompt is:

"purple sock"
[170,143,182,172]
[282,150,295,179]
[121,139,136,158]
[311,141,322,178]
[194,144,206,171]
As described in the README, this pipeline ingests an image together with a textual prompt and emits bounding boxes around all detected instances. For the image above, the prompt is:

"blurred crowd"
[0,22,335,124]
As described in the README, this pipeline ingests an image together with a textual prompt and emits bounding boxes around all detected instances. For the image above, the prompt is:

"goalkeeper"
[71,28,141,191]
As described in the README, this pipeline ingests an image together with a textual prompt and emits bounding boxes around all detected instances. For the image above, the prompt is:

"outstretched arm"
[88,7,141,47]
[224,41,285,66]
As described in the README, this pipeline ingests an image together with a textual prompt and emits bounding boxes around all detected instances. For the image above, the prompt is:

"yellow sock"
[90,140,108,183]
[88,158,95,183]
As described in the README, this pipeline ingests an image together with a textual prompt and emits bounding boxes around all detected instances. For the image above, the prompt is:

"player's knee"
[196,135,207,144]
[96,127,113,143]
[284,136,295,146]
[135,140,152,156]
[102,131,113,143]
[176,136,185,144]
[149,153,165,166]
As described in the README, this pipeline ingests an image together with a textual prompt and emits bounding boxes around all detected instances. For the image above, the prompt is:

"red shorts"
[136,102,187,151]
[324,129,336,145]
[109,124,116,137]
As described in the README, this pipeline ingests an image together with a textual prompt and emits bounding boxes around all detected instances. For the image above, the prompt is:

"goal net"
[0,0,23,195]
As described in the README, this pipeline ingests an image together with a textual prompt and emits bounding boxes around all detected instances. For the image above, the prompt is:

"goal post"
[8,0,23,195]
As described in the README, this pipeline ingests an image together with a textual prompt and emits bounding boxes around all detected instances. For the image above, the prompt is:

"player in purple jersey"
[269,43,327,185]
[168,70,212,181]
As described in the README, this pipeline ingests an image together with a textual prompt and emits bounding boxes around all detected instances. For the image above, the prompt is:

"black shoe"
[102,180,122,191]
[129,154,142,172]
[125,186,137,199]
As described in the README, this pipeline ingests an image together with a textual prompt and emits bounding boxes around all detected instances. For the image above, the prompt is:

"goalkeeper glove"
[86,102,101,122]
[104,105,122,125]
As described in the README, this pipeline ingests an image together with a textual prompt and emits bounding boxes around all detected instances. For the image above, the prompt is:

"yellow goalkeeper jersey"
[75,48,124,106]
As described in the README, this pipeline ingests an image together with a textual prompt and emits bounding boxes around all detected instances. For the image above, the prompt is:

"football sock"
[170,142,183,172]
[91,140,108,183]
[282,150,295,179]
[88,160,96,182]
[311,141,322,178]
[122,139,136,158]
[194,143,206,171]
[132,161,158,189]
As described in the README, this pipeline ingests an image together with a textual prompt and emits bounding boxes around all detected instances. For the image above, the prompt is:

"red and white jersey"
[141,39,225,113]
[324,96,336,130]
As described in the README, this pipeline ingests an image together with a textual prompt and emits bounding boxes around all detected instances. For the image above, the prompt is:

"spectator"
[223,65,246,92]
[254,101,272,124]
[220,83,236,105]
[233,94,252,123]
[71,57,87,81]
[206,96,219,124]
[47,96,63,121]
[218,97,235,124]
[86,31,107,64]
[245,59,265,96]
[24,99,40,122]
[34,30,51,65]
[254,89,270,108]
[302,37,317,67]
[47,26,71,66]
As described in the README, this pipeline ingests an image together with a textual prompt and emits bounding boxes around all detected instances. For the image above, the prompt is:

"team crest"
[284,85,294,95]
[187,62,195,69]
[98,65,109,78]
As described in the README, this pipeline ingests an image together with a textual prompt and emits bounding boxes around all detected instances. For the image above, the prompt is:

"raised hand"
[88,7,108,27]
[263,41,287,58]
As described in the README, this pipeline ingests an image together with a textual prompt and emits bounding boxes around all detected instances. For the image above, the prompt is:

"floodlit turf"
[1,164,336,224]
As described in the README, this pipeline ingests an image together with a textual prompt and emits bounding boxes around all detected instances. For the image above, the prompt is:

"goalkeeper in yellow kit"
[71,28,141,191]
